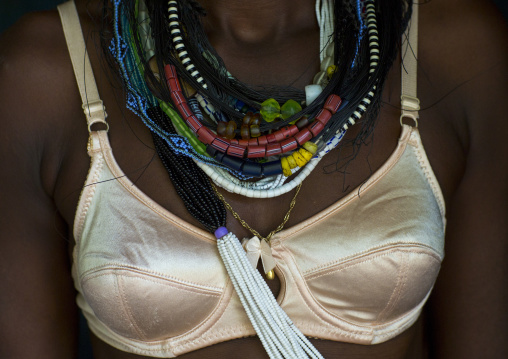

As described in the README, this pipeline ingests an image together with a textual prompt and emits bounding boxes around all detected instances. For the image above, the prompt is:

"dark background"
[1,0,507,358]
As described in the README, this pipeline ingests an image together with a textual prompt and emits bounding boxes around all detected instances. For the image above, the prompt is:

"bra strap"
[400,3,420,127]
[58,1,109,132]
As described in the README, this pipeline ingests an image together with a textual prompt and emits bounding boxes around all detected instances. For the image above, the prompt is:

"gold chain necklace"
[211,182,302,280]
[211,183,302,243]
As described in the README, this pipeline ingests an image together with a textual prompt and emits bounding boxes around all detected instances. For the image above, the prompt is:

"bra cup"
[81,268,224,340]
[71,125,446,352]
[303,246,441,325]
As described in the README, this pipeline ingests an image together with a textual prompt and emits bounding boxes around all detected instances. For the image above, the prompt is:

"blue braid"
[110,1,252,179]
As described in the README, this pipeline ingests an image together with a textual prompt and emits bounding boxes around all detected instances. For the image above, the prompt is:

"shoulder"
[419,0,508,113]
[0,8,86,195]
[418,0,508,155]
[0,9,79,128]
[419,0,508,50]
[0,9,74,95]
[407,0,507,203]
[0,11,85,355]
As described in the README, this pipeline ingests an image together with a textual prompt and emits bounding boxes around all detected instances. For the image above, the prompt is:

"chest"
[54,78,463,242]
[71,122,445,353]
[50,10,467,357]
[54,4,465,233]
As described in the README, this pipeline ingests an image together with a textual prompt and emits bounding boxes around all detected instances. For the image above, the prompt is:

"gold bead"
[293,152,307,167]
[303,141,318,155]
[266,270,275,280]
[281,157,292,177]
[299,148,313,161]
[287,155,297,169]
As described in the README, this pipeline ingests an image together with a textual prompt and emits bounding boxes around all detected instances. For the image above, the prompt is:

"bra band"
[58,0,109,133]
[400,2,420,126]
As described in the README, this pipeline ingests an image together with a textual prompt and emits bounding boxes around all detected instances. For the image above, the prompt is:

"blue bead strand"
[111,2,252,179]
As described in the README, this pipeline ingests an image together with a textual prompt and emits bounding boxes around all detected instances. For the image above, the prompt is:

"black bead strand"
[147,106,226,233]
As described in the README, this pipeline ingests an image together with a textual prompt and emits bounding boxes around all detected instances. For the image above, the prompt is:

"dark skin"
[0,0,507,358]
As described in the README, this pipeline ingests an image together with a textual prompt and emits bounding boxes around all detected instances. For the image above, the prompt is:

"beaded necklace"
[109,1,398,357]
[164,63,345,175]
[155,0,379,197]
[131,0,378,196]
[161,1,378,177]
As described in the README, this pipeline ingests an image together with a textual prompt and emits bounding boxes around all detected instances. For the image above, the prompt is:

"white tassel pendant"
[214,227,325,359]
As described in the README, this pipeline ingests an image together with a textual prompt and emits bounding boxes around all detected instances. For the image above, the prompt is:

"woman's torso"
[48,0,468,358]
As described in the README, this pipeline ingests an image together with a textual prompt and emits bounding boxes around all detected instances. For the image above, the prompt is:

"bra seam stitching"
[303,243,442,278]
[170,279,237,350]
[173,325,256,352]
[292,321,372,340]
[304,248,440,281]
[73,145,104,242]
[281,247,373,338]
[296,251,435,335]
[374,252,408,324]
[373,293,432,338]
[411,130,447,222]
[80,265,224,294]
[117,275,148,340]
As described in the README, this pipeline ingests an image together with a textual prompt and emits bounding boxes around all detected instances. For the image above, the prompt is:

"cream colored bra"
[59,1,446,357]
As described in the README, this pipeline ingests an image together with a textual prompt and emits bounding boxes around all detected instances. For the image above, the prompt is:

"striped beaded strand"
[168,0,208,89]
[194,0,381,195]
[216,228,324,359]
[159,0,380,195]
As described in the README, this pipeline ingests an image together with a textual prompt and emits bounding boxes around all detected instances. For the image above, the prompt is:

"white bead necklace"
[137,0,375,195]
[194,128,347,198]
[190,0,379,197]
[216,230,325,359]
[137,2,383,358]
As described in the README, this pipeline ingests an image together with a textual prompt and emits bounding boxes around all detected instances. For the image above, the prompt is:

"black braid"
[123,0,412,141]
[97,0,415,234]
[147,107,226,233]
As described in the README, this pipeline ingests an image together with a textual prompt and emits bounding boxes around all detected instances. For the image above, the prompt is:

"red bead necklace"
[164,64,343,160]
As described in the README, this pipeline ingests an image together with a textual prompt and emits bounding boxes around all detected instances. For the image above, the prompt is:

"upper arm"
[0,12,79,358]
[427,1,508,357]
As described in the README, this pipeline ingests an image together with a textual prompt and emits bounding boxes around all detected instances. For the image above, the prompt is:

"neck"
[199,0,317,46]
[196,0,320,88]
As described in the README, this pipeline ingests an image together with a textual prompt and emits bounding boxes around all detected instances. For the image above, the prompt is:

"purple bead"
[214,227,229,239]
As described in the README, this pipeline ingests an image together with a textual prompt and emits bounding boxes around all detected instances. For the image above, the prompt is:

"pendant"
[242,236,276,279]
